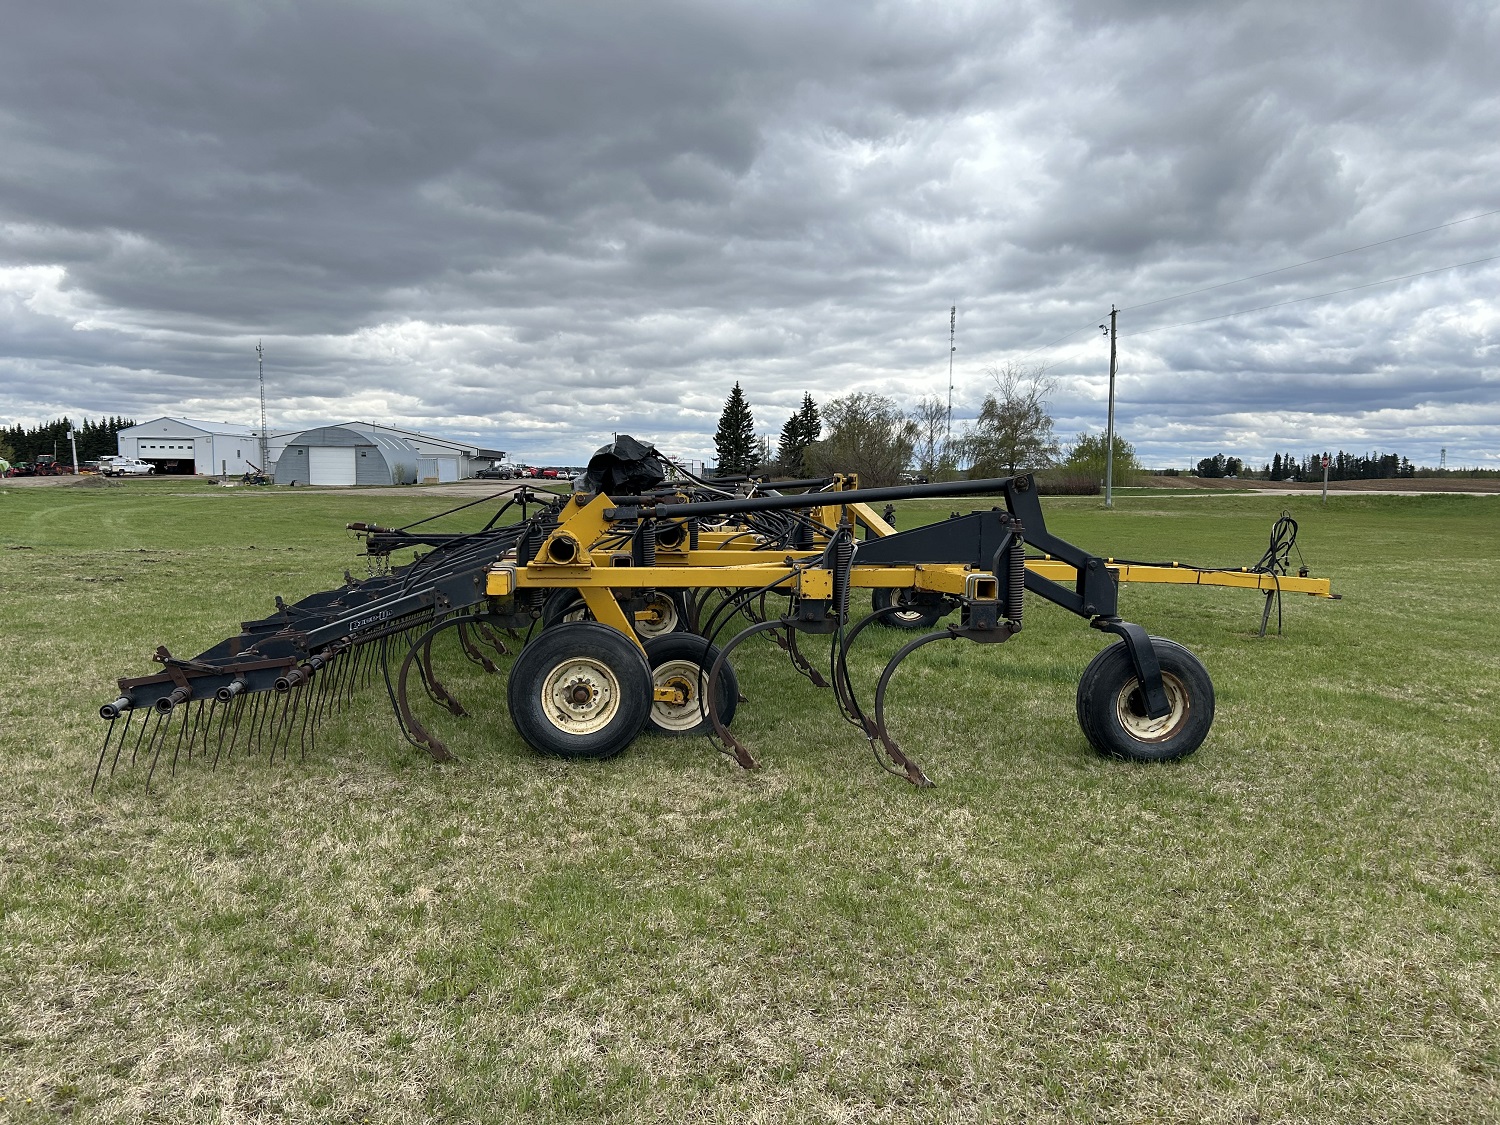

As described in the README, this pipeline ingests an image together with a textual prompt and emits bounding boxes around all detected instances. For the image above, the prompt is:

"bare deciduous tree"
[957,363,1059,476]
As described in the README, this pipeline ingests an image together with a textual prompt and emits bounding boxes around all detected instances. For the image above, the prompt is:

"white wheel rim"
[633,594,679,639]
[650,658,707,731]
[1115,671,1189,742]
[542,657,621,736]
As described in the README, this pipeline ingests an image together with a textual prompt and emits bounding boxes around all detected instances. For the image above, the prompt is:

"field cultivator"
[94,438,1336,788]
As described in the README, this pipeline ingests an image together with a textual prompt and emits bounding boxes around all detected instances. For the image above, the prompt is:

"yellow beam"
[1025,558,1333,597]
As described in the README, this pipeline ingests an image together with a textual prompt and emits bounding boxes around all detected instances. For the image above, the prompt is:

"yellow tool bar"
[1026,558,1334,597]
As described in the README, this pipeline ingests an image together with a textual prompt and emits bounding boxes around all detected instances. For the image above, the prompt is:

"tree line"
[1194,451,1426,480]
[710,366,1137,489]
[0,416,137,465]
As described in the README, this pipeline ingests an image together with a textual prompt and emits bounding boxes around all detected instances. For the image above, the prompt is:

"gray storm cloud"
[2,0,1497,467]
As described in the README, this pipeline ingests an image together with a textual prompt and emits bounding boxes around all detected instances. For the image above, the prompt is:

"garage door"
[437,457,459,482]
[308,447,357,486]
[139,441,197,469]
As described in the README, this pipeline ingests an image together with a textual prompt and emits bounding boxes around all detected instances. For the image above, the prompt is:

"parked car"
[539,467,561,479]
[474,463,511,480]
[103,458,155,476]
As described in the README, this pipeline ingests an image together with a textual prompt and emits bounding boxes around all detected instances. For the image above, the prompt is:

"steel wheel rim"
[1115,671,1188,743]
[650,658,705,731]
[633,594,680,639]
[542,657,621,736]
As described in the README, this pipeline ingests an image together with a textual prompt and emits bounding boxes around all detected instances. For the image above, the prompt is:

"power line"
[1117,207,1500,314]
[1120,253,1500,337]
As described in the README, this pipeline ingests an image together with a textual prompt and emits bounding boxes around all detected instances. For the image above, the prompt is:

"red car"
[539,467,561,479]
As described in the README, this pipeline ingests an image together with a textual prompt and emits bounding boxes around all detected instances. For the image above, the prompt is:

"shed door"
[308,447,357,486]
[437,457,459,482]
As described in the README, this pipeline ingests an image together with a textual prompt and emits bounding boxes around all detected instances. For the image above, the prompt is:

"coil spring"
[689,518,700,551]
[832,529,855,619]
[637,521,657,567]
[1008,521,1025,629]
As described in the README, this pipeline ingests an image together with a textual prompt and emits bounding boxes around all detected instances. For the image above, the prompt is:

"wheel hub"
[650,659,708,732]
[544,658,620,735]
[1116,672,1188,742]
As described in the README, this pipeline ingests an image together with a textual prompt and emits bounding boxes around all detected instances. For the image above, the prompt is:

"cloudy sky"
[2,0,1497,469]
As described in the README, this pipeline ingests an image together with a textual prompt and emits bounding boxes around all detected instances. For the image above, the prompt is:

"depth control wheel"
[871,587,946,630]
[542,589,689,639]
[507,622,651,759]
[643,633,738,737]
[1075,636,1214,762]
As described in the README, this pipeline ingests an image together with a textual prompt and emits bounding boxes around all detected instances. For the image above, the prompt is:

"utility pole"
[945,305,956,449]
[256,340,269,471]
[1103,305,1118,508]
[68,427,78,474]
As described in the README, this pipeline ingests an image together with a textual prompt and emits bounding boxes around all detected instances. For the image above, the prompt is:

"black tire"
[1076,636,1214,762]
[870,587,946,630]
[507,621,652,759]
[542,588,690,639]
[642,634,738,737]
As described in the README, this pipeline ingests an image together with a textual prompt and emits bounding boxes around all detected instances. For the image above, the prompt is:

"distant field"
[2,478,1497,1122]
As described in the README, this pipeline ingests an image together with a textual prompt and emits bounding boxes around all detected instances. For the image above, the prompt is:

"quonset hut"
[273,426,419,487]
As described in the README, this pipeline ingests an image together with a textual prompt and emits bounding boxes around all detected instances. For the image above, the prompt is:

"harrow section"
[94,438,1336,788]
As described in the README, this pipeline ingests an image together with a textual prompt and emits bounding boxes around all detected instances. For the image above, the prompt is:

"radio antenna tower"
[945,305,956,444]
[256,340,269,470]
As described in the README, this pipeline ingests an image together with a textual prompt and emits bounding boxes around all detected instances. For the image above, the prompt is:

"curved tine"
[706,618,788,770]
[456,621,499,673]
[783,626,828,688]
[418,626,467,716]
[870,629,957,787]
[377,635,424,750]
[832,605,912,733]
[474,620,512,659]
[704,586,764,642]
[396,617,478,762]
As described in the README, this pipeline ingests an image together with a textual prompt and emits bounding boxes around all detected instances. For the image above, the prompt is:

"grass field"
[2,478,1497,1123]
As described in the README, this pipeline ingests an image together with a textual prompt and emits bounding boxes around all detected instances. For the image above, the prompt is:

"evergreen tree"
[713,382,757,475]
[776,393,821,475]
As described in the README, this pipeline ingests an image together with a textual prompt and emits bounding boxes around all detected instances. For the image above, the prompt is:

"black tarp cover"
[583,435,667,495]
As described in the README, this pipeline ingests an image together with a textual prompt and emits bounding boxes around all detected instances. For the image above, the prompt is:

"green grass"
[2,479,1498,1122]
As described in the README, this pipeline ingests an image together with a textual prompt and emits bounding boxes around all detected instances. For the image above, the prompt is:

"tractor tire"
[507,621,652,760]
[643,633,738,737]
[542,588,690,639]
[870,587,945,630]
[1075,637,1214,762]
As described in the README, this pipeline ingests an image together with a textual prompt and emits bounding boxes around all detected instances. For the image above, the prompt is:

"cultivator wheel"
[643,633,737,737]
[507,621,651,759]
[542,588,689,640]
[870,587,948,630]
[1075,637,1214,762]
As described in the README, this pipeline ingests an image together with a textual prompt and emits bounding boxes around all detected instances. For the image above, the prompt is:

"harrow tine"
[92,714,121,793]
[143,706,174,790]
[212,693,237,769]
[475,620,512,659]
[168,702,191,778]
[130,706,155,770]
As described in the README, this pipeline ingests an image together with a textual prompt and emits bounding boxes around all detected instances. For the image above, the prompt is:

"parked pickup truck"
[103,458,155,476]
